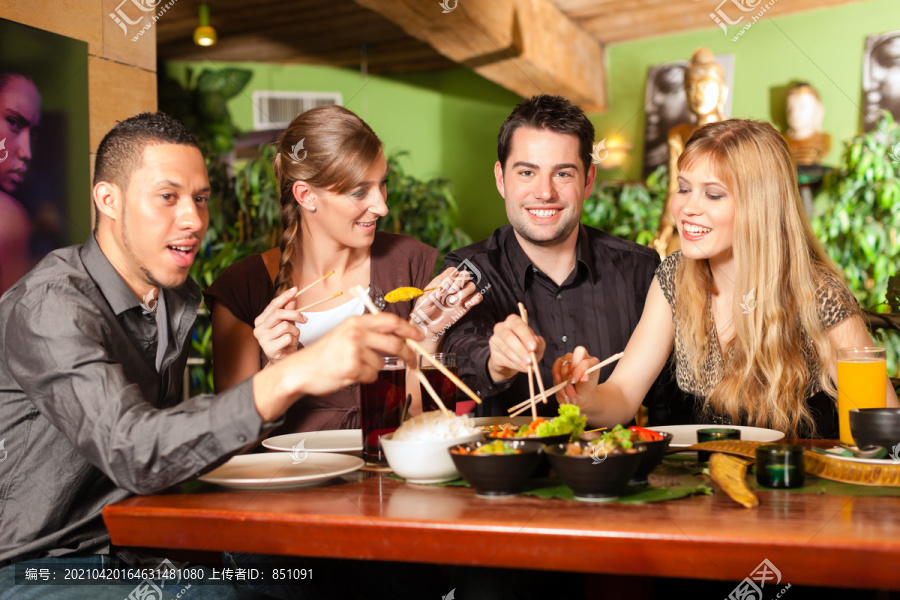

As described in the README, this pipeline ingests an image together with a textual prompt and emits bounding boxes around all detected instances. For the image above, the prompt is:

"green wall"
[167,60,519,242]
[169,0,897,242]
[590,0,897,183]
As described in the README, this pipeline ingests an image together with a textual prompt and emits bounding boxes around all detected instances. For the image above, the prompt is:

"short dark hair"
[93,111,199,189]
[93,112,200,228]
[497,95,595,173]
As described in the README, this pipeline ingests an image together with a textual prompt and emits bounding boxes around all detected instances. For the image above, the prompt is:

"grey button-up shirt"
[0,234,266,566]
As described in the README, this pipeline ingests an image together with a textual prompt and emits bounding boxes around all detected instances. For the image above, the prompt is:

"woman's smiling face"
[671,157,735,266]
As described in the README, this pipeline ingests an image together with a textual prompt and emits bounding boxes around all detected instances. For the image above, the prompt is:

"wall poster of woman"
[863,30,900,131]
[0,18,89,295]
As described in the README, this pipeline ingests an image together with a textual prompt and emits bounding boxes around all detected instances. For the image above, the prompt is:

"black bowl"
[579,431,674,484]
[450,440,544,496]
[631,432,674,483]
[545,441,646,500]
[849,408,900,453]
[487,432,572,478]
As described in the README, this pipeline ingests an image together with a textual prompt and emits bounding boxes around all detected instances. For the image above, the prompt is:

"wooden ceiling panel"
[548,0,870,44]
[155,0,868,106]
[156,0,453,72]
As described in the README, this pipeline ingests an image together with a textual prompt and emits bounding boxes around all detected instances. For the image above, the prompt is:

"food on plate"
[391,410,480,442]
[453,440,523,456]
[488,405,586,440]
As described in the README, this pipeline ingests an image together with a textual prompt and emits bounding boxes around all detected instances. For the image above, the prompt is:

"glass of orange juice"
[837,347,887,445]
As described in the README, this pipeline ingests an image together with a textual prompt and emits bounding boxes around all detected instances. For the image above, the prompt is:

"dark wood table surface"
[102,439,900,591]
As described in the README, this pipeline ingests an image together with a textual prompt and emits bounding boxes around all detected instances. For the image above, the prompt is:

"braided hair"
[272,105,383,295]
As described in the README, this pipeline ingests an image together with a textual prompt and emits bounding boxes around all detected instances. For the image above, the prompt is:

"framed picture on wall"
[0,18,89,295]
[642,54,735,178]
[863,31,900,131]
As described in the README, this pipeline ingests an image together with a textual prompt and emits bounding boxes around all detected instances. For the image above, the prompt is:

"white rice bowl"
[381,411,483,483]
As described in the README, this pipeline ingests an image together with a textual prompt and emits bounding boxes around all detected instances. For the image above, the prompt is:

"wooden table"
[102,441,900,592]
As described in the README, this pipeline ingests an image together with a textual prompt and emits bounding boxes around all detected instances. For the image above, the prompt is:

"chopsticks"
[349,285,481,416]
[507,352,624,417]
[294,270,335,299]
[297,291,343,312]
[414,369,450,419]
[517,302,547,419]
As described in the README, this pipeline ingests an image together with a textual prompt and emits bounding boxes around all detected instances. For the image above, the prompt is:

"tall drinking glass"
[837,347,887,445]
[361,356,406,466]
[418,353,458,414]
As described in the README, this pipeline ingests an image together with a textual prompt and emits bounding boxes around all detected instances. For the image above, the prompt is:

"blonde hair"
[674,119,844,437]
[272,105,383,295]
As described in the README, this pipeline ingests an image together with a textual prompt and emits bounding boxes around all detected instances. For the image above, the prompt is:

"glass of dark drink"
[360,356,407,466]
[418,353,459,414]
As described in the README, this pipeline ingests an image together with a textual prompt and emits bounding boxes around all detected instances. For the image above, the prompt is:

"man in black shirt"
[443,95,685,426]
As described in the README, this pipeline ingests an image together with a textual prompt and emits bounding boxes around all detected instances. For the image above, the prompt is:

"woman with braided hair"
[205,105,480,434]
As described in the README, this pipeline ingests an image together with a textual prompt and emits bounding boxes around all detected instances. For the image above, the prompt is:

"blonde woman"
[205,105,479,434]
[556,119,898,438]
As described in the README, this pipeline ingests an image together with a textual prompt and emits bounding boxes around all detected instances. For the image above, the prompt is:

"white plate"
[814,448,900,466]
[262,429,363,453]
[648,424,784,448]
[470,416,534,428]
[199,452,364,490]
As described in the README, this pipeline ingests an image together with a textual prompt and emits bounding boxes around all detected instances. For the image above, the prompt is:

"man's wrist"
[252,362,303,424]
[487,359,515,384]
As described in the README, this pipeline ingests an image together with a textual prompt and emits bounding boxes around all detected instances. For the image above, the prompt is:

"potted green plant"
[812,111,900,373]
[580,165,667,245]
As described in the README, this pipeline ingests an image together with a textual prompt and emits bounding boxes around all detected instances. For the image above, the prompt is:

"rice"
[392,410,480,442]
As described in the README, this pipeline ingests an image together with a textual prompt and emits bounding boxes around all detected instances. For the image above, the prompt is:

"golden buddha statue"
[783,83,831,166]
[652,48,729,258]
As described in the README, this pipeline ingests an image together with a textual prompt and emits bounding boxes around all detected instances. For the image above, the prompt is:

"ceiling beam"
[354,0,607,111]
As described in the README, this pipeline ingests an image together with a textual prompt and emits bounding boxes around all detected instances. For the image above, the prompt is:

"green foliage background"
[812,112,900,374]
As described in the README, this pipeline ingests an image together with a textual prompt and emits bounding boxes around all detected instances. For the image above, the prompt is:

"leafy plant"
[159,67,265,395]
[580,165,667,245]
[812,111,900,373]
[378,151,472,273]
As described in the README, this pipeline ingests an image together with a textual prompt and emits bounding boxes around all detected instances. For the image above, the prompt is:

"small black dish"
[631,431,674,484]
[487,432,572,478]
[544,441,646,501]
[849,408,900,455]
[450,440,544,497]
[580,431,674,484]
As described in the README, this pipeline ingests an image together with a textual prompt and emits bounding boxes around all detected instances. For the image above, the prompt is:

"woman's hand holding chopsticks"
[253,286,308,364]
[552,346,601,405]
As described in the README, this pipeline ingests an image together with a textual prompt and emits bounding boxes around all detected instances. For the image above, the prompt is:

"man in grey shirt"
[0,112,420,598]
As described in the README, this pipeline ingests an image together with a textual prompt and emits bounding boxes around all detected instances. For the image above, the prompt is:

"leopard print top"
[657,251,860,400]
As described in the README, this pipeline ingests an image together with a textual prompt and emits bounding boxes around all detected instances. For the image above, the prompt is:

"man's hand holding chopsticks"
[410,267,482,350]
[486,314,546,383]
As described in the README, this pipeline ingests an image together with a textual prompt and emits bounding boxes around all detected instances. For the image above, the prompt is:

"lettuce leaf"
[532,404,587,439]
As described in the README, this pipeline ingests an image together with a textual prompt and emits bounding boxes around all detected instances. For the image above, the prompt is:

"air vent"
[252,91,342,130]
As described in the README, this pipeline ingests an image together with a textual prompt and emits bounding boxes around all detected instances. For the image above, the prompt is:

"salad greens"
[529,405,587,439]
[601,424,634,450]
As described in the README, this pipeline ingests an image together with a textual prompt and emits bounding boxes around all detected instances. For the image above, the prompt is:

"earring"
[309,196,316,212]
